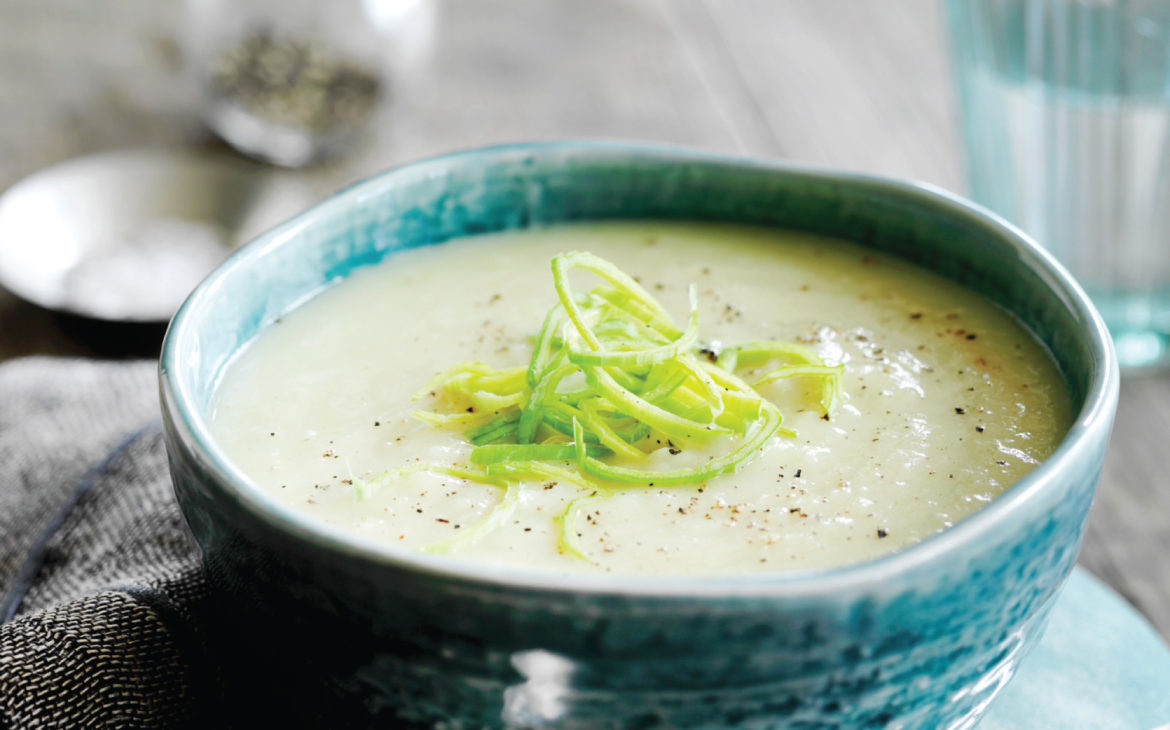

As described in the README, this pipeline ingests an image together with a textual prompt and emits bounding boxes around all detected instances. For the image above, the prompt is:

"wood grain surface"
[1,0,1166,639]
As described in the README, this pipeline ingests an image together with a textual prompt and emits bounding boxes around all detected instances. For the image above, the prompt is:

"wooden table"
[2,0,1167,640]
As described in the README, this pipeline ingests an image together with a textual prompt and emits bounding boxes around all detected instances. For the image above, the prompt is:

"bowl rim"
[160,140,1119,598]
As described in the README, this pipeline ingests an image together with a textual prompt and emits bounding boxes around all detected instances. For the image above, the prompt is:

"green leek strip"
[468,365,528,392]
[353,463,505,501]
[465,411,523,442]
[468,390,526,412]
[562,327,674,365]
[720,389,765,415]
[598,363,647,395]
[582,364,726,444]
[696,359,757,394]
[485,460,595,488]
[590,287,680,342]
[755,364,845,415]
[711,393,763,431]
[468,418,522,445]
[470,442,610,465]
[648,365,724,426]
[754,364,842,387]
[578,397,647,459]
[556,252,677,326]
[412,409,496,428]
[556,387,593,406]
[552,251,678,351]
[591,319,645,343]
[541,404,599,442]
[526,305,567,388]
[710,341,842,415]
[672,354,726,413]
[590,286,662,324]
[655,400,716,428]
[555,490,612,562]
[599,418,651,445]
[822,366,843,414]
[722,340,823,368]
[572,406,782,486]
[473,424,519,445]
[589,292,672,340]
[654,378,712,415]
[541,401,650,446]
[591,314,670,348]
[518,362,576,443]
[639,360,693,403]
[590,279,679,339]
[565,286,700,368]
[422,484,521,554]
[574,298,675,355]
[638,358,674,392]
[413,362,526,401]
[412,362,478,399]
[616,421,652,444]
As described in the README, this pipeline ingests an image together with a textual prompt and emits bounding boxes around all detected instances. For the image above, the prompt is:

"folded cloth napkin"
[0,357,212,728]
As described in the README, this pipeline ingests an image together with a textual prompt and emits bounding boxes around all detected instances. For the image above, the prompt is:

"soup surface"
[209,223,1070,575]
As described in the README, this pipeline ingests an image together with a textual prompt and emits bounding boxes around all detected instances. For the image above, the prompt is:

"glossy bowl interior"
[160,142,1118,728]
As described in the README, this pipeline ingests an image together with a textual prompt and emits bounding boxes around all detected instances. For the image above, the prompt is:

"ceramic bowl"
[160,142,1118,728]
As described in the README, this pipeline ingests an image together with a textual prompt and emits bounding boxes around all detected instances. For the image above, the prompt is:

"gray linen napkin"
[0,357,209,727]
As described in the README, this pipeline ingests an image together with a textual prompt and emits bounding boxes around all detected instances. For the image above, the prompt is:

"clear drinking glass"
[945,0,1170,371]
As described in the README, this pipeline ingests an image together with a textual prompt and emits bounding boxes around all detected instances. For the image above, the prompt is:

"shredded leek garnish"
[353,251,843,561]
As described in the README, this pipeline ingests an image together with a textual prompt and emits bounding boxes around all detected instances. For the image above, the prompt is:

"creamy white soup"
[209,223,1070,575]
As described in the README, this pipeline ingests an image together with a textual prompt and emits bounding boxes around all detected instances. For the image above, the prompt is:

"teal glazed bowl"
[160,143,1118,728]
